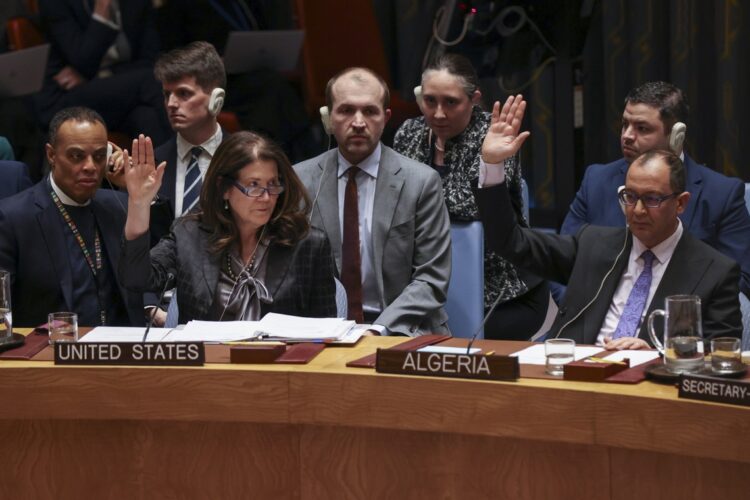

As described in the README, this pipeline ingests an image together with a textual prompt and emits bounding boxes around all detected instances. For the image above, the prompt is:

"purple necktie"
[613,250,656,339]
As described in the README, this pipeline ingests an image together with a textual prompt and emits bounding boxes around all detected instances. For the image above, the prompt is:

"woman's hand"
[123,135,166,206]
[481,94,531,164]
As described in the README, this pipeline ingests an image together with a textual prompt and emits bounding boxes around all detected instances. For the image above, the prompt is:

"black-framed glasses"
[232,180,284,198]
[618,189,679,208]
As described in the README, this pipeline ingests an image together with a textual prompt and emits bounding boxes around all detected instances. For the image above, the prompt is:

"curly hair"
[198,131,311,252]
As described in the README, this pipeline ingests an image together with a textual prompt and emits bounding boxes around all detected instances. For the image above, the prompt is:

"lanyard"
[50,189,107,325]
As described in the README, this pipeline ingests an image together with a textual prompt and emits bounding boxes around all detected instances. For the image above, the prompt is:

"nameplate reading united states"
[678,373,750,407]
[375,349,519,381]
[54,342,205,366]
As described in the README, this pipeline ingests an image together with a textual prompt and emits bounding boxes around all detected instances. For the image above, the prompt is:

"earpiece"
[107,142,113,164]
[617,185,626,216]
[319,106,332,135]
[414,85,424,108]
[208,87,226,116]
[669,122,686,154]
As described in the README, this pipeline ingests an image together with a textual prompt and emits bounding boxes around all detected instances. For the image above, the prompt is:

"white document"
[79,327,172,342]
[164,321,260,343]
[509,344,602,365]
[601,350,660,367]
[254,313,355,341]
[418,346,481,355]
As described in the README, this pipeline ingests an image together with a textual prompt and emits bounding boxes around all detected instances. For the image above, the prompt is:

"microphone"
[466,292,505,354]
[143,272,175,342]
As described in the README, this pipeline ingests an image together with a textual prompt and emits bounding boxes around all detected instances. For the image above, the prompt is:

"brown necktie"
[342,166,364,323]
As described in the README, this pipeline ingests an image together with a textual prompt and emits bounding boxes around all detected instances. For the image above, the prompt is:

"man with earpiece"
[474,95,742,349]
[294,68,452,336]
[561,81,750,299]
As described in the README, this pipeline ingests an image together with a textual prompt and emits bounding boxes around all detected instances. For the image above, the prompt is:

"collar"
[49,175,91,206]
[176,125,223,162]
[337,143,381,179]
[632,219,683,264]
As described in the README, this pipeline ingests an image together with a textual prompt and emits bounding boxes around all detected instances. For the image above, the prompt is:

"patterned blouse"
[393,106,531,307]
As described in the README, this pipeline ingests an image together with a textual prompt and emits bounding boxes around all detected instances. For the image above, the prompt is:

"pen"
[586,357,626,365]
[485,350,495,356]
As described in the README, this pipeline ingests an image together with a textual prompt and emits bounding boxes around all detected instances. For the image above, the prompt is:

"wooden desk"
[1,336,749,499]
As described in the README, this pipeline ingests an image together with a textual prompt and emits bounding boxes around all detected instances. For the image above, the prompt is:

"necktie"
[613,250,656,339]
[341,166,364,323]
[183,147,203,215]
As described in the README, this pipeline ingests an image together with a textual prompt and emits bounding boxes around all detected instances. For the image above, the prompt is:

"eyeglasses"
[618,189,679,208]
[232,180,284,198]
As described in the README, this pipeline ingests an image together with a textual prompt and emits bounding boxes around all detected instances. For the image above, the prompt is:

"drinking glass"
[545,338,575,376]
[48,312,78,344]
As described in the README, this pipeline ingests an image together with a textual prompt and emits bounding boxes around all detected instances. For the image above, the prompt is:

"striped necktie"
[183,146,203,215]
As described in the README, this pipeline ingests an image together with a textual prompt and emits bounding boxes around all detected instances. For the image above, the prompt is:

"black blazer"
[475,182,742,345]
[119,218,337,323]
[0,161,33,200]
[0,180,145,327]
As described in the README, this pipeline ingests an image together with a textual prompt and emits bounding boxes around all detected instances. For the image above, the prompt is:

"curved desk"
[1,336,749,499]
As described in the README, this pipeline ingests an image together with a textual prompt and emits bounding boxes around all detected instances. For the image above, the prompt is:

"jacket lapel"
[34,182,74,310]
[678,155,702,229]
[264,243,293,304]
[313,152,342,271]
[371,147,404,295]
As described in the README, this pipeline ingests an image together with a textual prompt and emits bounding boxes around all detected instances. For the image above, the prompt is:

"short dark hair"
[631,149,686,193]
[422,53,480,97]
[325,67,390,110]
[624,81,689,133]
[199,131,311,252]
[154,41,226,92]
[48,107,106,146]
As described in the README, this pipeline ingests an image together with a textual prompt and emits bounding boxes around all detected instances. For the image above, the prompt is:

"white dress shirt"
[597,220,683,344]
[173,126,222,215]
[337,145,380,320]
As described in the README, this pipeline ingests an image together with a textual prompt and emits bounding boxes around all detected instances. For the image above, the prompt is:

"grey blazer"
[119,218,337,322]
[294,145,451,336]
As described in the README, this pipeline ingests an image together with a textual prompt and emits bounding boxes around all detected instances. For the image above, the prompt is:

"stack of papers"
[253,313,355,341]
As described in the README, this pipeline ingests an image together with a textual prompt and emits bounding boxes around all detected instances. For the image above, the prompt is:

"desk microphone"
[465,292,505,354]
[143,272,175,342]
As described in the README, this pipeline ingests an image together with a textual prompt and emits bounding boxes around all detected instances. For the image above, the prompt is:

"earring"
[223,200,229,210]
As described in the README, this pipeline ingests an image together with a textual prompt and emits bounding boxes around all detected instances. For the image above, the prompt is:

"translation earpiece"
[208,87,226,116]
[319,106,332,135]
[414,86,424,108]
[617,185,627,216]
[669,122,686,154]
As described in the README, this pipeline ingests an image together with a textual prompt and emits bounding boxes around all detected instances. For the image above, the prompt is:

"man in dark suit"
[0,160,33,199]
[35,0,170,144]
[475,96,741,347]
[561,81,750,298]
[294,68,451,336]
[0,107,144,327]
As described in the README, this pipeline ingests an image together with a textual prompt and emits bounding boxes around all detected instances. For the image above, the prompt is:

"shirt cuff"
[478,158,506,187]
[368,324,388,336]
[92,13,120,30]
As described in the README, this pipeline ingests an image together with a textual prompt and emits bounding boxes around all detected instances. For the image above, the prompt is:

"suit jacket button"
[409,326,416,333]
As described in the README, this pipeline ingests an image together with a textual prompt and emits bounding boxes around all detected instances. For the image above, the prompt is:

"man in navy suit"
[0,107,144,327]
[562,81,750,298]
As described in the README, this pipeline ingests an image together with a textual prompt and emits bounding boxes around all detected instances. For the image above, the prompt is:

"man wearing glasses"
[474,95,741,348]
[561,81,750,299]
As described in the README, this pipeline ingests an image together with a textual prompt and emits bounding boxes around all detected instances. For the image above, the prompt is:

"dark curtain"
[583,0,750,181]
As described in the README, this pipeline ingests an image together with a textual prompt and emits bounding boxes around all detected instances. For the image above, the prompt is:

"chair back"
[334,278,348,319]
[446,221,484,339]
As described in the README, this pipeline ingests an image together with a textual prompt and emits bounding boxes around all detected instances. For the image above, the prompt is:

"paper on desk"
[80,327,172,342]
[165,320,260,342]
[509,344,602,365]
[254,313,355,340]
[418,346,481,354]
[602,350,660,367]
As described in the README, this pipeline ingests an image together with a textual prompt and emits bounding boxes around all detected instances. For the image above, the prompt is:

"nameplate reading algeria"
[678,373,750,407]
[54,342,205,366]
[375,349,519,381]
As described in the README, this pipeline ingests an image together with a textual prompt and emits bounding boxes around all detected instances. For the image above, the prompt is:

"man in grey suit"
[294,67,451,336]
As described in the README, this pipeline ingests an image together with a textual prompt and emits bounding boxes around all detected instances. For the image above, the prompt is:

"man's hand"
[105,141,127,189]
[145,307,168,327]
[603,336,650,350]
[363,330,381,337]
[123,135,166,206]
[53,66,85,91]
[481,94,531,164]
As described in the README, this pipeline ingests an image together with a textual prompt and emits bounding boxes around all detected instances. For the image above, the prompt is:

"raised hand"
[122,135,166,206]
[481,94,531,164]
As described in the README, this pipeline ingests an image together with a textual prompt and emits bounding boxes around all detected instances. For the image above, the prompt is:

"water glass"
[0,270,11,344]
[711,337,741,373]
[48,312,78,344]
[545,338,575,376]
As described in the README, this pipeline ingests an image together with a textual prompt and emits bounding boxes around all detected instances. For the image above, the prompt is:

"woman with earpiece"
[118,131,337,323]
[393,53,550,340]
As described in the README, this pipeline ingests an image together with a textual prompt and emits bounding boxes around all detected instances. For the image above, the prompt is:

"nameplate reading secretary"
[376,349,519,381]
[54,342,205,366]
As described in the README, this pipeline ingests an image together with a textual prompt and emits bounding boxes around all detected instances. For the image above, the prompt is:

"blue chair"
[742,184,750,350]
[334,278,348,318]
[446,221,484,339]
[165,291,179,328]
[0,160,33,199]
